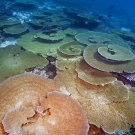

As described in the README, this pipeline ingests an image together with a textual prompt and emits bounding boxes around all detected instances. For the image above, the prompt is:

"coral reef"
[83,44,135,73]
[0,45,48,82]
[3,24,27,35]
[0,73,89,134]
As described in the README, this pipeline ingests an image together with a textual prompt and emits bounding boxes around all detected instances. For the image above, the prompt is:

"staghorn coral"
[83,44,135,73]
[0,73,89,135]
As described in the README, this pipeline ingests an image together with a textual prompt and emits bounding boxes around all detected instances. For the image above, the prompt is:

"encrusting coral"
[0,73,89,135]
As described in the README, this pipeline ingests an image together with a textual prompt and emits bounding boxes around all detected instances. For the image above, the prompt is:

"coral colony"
[0,0,135,135]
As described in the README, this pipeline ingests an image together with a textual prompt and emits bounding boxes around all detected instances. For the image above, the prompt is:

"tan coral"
[98,45,135,61]
[2,107,35,134]
[0,73,89,135]
[78,89,135,133]
[0,73,63,117]
[55,66,135,133]
[76,78,129,104]
[55,59,82,100]
[54,59,135,133]
[83,44,135,73]
[23,91,89,135]
[55,59,129,103]
[75,59,117,85]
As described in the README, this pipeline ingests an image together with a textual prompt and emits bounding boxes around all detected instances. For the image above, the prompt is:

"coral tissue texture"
[0,73,89,135]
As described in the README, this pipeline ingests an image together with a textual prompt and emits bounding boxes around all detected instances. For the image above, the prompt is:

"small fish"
[109,5,114,9]
[107,14,112,18]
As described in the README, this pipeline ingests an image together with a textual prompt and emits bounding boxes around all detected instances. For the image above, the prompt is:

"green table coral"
[0,45,48,82]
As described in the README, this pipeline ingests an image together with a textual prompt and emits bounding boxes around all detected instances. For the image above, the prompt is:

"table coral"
[0,73,89,135]
[83,44,135,73]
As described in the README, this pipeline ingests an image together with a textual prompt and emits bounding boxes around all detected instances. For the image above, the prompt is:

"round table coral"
[0,73,89,135]
[83,44,135,73]
[98,45,135,61]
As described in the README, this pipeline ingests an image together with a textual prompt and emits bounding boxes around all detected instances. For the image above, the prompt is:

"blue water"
[54,0,135,31]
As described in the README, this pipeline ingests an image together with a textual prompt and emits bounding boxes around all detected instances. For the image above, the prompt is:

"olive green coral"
[98,45,135,61]
[83,44,135,73]
[0,45,48,82]
[3,24,27,35]
[75,31,130,49]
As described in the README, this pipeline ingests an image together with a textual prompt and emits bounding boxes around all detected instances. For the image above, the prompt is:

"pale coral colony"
[0,0,135,135]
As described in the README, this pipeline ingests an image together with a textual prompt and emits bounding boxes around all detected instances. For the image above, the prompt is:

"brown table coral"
[0,73,89,135]
[54,59,135,134]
